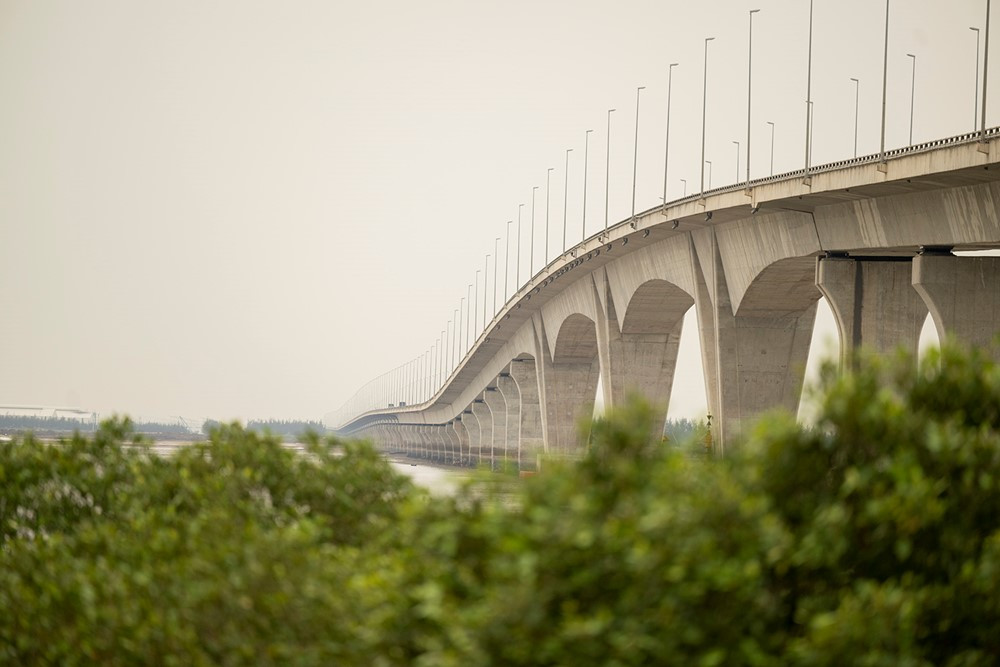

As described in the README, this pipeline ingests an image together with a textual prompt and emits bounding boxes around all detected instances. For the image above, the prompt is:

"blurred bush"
[1,343,999,665]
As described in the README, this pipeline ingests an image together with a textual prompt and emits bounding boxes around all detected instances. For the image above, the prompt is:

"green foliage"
[2,343,1000,664]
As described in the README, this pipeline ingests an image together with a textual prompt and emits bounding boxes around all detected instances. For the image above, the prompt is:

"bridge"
[326,2,1000,469]
[326,131,1000,468]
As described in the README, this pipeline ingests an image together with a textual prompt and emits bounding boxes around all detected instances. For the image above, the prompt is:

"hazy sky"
[0,0,991,423]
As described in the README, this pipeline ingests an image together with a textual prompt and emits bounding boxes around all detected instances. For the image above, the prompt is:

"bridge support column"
[451,418,469,465]
[426,425,446,463]
[509,358,544,471]
[693,237,818,449]
[471,397,493,469]
[913,254,1000,356]
[537,340,599,457]
[496,372,520,471]
[459,411,479,466]
[817,257,928,364]
[596,284,685,436]
[483,387,507,471]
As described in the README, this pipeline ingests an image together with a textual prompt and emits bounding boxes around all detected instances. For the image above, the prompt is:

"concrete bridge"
[327,131,1000,468]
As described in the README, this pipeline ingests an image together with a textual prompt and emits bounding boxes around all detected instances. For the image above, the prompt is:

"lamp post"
[467,283,473,351]
[582,130,592,242]
[805,0,814,175]
[767,121,775,175]
[663,62,679,210]
[746,9,760,189]
[563,148,573,252]
[972,26,981,130]
[880,0,890,164]
[493,237,500,316]
[706,161,713,189]
[701,37,715,198]
[516,203,524,287]
[850,78,860,157]
[732,141,740,182]
[981,0,991,144]
[504,220,512,302]
[483,257,489,330]
[631,86,646,223]
[545,167,554,262]
[604,109,616,237]
[530,186,538,274]
[474,270,480,341]
[458,297,465,359]
[907,53,917,145]
[680,178,687,196]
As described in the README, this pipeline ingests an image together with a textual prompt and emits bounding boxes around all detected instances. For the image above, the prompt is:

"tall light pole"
[805,0,814,175]
[850,78,860,157]
[582,130,593,242]
[516,203,524,287]
[746,9,760,189]
[458,297,465,359]
[604,109,616,237]
[972,26,981,130]
[732,141,740,182]
[701,37,715,198]
[530,186,538,274]
[767,121,775,175]
[468,282,475,350]
[680,178,687,196]
[907,53,916,145]
[504,220,512,302]
[545,168,554,263]
[981,0,991,144]
[474,271,480,341]
[662,63,679,210]
[483,257,489,330]
[493,237,500,316]
[880,0,890,164]
[706,161,713,190]
[631,86,646,223]
[563,148,573,252]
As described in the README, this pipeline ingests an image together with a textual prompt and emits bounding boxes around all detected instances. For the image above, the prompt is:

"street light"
[972,26,981,130]
[582,129,593,242]
[907,53,916,145]
[746,9,760,189]
[662,62,679,210]
[493,237,500,316]
[563,148,573,252]
[474,270,480,341]
[880,0,890,164]
[530,186,538,274]
[504,220,512,302]
[483,256,489,330]
[981,0,992,144]
[516,203,524,287]
[850,78,860,157]
[458,297,465,359]
[805,0,814,175]
[732,141,740,182]
[706,161,713,190]
[631,86,646,223]
[467,284,473,351]
[766,121,775,175]
[680,178,687,196]
[545,167,554,263]
[604,109,615,237]
[701,37,715,198]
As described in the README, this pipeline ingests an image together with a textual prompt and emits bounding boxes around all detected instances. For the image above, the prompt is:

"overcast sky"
[0,0,992,424]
